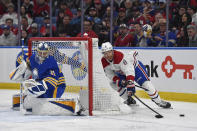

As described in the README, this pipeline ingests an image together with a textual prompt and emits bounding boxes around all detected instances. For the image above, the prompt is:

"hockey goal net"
[28,37,127,115]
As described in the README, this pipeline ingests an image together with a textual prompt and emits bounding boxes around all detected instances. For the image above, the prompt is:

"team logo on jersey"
[71,51,87,80]
[161,56,194,79]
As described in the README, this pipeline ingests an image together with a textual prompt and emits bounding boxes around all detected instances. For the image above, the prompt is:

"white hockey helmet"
[36,42,49,61]
[101,42,113,53]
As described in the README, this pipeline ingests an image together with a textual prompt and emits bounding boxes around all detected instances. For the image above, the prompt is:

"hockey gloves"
[115,79,127,88]
[126,80,136,96]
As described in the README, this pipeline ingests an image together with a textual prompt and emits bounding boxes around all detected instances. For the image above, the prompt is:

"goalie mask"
[36,42,49,62]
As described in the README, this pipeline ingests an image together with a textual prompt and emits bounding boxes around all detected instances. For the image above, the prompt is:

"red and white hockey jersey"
[101,50,138,83]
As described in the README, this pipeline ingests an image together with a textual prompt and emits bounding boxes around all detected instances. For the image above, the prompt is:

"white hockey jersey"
[101,50,138,83]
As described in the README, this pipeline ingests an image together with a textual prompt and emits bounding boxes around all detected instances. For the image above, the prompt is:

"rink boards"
[0,47,197,103]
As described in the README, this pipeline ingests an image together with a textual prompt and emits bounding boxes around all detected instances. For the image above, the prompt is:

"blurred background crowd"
[0,0,197,47]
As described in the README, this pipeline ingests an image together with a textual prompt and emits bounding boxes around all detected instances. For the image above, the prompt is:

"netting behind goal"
[28,37,125,115]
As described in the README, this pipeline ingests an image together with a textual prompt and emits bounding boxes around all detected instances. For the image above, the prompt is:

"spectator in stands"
[21,5,33,25]
[40,24,52,37]
[133,22,156,47]
[114,24,134,47]
[0,18,18,35]
[176,27,189,47]
[22,0,34,17]
[28,23,40,37]
[70,8,82,36]
[57,15,73,37]
[97,18,118,46]
[0,3,18,25]
[103,0,119,12]
[188,6,197,25]
[0,25,17,46]
[21,30,29,46]
[187,24,197,47]
[176,12,192,46]
[135,4,154,25]
[128,7,141,25]
[152,13,164,34]
[115,8,130,26]
[119,0,135,19]
[33,0,50,17]
[102,6,118,22]
[40,16,56,37]
[57,28,69,37]
[59,1,73,19]
[0,1,6,17]
[187,6,196,20]
[77,19,98,38]
[86,6,102,34]
[155,0,166,17]
[93,0,105,19]
[21,16,31,34]
[56,10,65,29]
[171,5,186,32]
[154,18,177,47]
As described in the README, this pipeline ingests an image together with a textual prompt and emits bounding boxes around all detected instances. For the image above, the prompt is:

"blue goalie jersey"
[29,54,66,98]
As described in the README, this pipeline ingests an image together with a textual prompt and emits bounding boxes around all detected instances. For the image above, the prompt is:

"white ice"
[0,89,197,131]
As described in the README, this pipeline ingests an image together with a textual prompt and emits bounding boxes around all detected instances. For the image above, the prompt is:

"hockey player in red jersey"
[101,42,171,108]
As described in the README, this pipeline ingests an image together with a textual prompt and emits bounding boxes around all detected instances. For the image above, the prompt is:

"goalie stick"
[20,38,25,114]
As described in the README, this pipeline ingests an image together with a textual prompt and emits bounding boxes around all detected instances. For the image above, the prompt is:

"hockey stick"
[135,84,149,91]
[133,94,163,118]
[20,38,25,113]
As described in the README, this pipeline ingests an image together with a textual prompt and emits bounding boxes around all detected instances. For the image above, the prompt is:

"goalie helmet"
[101,42,113,53]
[142,24,152,37]
[36,42,49,61]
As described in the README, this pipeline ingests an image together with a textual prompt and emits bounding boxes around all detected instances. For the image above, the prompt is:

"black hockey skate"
[153,100,171,108]
[124,96,136,105]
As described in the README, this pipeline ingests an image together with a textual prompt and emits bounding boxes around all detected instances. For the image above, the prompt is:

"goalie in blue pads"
[10,42,84,115]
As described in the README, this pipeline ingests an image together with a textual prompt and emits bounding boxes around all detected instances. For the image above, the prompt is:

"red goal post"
[28,37,127,115]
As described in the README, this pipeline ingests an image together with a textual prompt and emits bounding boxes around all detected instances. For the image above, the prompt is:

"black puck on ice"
[179,114,185,117]
[155,114,163,118]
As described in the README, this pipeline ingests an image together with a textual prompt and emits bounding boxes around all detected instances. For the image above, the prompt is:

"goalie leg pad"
[31,98,80,115]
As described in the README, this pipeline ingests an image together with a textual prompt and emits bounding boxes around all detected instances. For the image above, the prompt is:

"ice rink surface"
[0,89,197,131]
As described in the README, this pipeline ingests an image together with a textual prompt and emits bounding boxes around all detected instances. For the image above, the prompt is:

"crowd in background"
[0,0,197,47]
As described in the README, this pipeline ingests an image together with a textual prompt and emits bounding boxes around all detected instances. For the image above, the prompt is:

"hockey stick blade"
[133,94,164,119]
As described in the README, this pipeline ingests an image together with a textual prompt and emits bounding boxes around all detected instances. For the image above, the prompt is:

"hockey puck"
[155,114,163,118]
[179,114,185,117]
